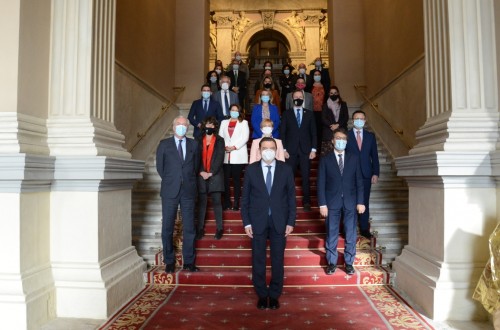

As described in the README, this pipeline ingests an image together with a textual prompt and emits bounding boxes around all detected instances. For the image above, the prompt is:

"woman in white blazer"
[219,104,250,210]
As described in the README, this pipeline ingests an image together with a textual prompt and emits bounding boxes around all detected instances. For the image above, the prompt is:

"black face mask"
[330,95,339,101]
[263,83,272,89]
[205,127,215,135]
[293,99,304,107]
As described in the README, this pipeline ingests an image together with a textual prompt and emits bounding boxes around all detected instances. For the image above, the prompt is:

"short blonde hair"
[260,118,274,128]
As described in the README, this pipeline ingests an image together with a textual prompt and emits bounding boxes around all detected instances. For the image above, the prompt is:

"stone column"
[213,11,235,69]
[174,0,210,103]
[302,11,324,69]
[0,1,55,328]
[394,0,498,321]
[48,0,145,319]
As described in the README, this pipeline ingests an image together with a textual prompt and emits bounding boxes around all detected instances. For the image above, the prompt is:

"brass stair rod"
[129,86,185,153]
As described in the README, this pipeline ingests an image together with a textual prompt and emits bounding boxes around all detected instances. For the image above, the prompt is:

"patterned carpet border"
[99,284,434,330]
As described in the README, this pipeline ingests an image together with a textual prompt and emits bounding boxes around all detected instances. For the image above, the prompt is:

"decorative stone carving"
[231,11,252,50]
[212,13,234,28]
[283,11,306,50]
[209,18,217,50]
[302,12,325,26]
[320,16,328,51]
[261,11,275,29]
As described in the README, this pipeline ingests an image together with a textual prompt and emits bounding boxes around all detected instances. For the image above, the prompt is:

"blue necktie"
[224,91,230,115]
[266,165,272,194]
[338,154,343,175]
[178,139,184,161]
[296,109,301,127]
[203,100,208,113]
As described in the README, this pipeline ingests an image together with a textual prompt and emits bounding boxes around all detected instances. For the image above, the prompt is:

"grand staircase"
[132,138,408,285]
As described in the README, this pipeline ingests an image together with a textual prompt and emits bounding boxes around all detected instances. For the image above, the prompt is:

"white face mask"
[221,82,229,90]
[261,149,276,162]
[299,68,306,74]
[261,126,273,135]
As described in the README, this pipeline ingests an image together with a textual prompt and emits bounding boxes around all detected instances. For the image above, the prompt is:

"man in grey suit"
[318,128,365,276]
[156,116,200,273]
[241,137,296,310]
[285,77,313,111]
[212,74,239,118]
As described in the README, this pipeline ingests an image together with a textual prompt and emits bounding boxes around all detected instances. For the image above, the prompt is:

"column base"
[393,246,488,321]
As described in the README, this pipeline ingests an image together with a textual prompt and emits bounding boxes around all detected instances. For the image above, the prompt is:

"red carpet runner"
[99,284,433,329]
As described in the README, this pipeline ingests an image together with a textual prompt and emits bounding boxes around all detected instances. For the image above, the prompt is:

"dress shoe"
[182,264,200,272]
[165,263,175,273]
[257,297,268,310]
[269,297,280,310]
[223,203,232,211]
[195,229,205,240]
[214,229,223,240]
[345,264,355,275]
[326,264,337,275]
[232,203,239,211]
[360,230,373,239]
[303,203,311,212]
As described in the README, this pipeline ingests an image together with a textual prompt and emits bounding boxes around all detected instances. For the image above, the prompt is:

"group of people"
[156,52,380,311]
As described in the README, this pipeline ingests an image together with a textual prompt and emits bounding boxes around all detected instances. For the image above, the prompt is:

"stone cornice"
[0,154,54,192]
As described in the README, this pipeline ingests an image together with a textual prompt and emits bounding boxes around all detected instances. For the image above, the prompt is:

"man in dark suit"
[212,74,239,118]
[241,137,296,310]
[296,62,313,93]
[346,110,380,238]
[308,57,331,94]
[285,77,313,111]
[318,128,365,276]
[188,84,223,138]
[226,58,247,107]
[156,116,200,273]
[280,89,317,211]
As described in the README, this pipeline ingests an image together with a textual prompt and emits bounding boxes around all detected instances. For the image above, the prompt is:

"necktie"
[234,71,238,86]
[203,100,208,113]
[266,165,272,194]
[356,130,362,150]
[224,91,230,115]
[178,139,184,161]
[338,154,343,175]
[296,109,301,127]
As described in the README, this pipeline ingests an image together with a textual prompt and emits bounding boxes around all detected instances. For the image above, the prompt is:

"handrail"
[354,84,411,149]
[129,86,186,153]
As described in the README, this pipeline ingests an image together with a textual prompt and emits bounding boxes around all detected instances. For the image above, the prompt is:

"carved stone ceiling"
[210,0,327,11]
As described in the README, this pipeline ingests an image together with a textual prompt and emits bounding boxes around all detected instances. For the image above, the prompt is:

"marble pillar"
[302,11,324,68]
[47,0,145,320]
[394,0,499,321]
[213,11,235,69]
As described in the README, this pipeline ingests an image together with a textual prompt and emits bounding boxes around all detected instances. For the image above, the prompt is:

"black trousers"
[252,215,287,299]
[223,163,245,207]
[286,152,311,205]
[197,191,223,231]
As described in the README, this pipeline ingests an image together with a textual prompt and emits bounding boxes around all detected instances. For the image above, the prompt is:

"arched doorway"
[247,29,290,70]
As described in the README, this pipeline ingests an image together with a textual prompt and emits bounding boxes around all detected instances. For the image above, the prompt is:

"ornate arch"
[236,20,302,54]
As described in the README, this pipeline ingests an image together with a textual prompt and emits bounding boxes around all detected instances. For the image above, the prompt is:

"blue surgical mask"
[284,69,290,75]
[335,139,347,151]
[230,111,239,119]
[175,125,187,137]
[314,75,321,82]
[353,119,365,129]
[202,91,211,99]
[261,95,270,103]
[210,76,217,83]
[315,60,322,67]
[235,55,242,61]
[232,64,239,71]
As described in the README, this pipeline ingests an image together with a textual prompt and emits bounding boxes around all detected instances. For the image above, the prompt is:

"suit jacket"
[321,101,349,141]
[196,134,225,193]
[251,104,281,139]
[156,137,199,199]
[317,151,364,210]
[280,107,317,155]
[308,67,331,95]
[226,70,247,95]
[188,98,224,138]
[212,90,239,117]
[285,91,314,112]
[219,119,250,164]
[346,129,380,179]
[241,160,296,235]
